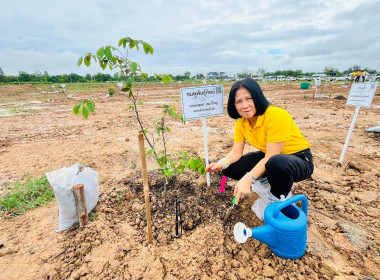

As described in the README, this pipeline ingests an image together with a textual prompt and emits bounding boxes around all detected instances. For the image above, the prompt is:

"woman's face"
[235,87,256,118]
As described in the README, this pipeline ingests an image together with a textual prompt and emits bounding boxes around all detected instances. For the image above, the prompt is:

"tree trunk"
[73,184,88,227]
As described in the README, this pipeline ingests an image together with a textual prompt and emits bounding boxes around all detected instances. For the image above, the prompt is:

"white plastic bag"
[251,176,271,196]
[46,163,99,232]
[251,190,292,221]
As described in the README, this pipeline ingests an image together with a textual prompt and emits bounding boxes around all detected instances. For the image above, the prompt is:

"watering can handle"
[272,194,308,219]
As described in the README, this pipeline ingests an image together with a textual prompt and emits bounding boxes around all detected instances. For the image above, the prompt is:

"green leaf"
[77,57,83,66]
[86,99,95,113]
[156,127,161,135]
[143,43,149,54]
[108,88,116,96]
[100,60,107,70]
[162,75,167,84]
[97,47,105,57]
[147,149,154,155]
[121,87,131,92]
[84,55,91,67]
[73,104,79,114]
[127,77,133,88]
[82,106,89,119]
[118,38,125,47]
[143,43,154,54]
[104,46,112,60]
[198,165,206,175]
[130,62,138,73]
[190,160,196,171]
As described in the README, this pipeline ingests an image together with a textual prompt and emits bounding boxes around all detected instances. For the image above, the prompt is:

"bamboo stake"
[73,184,88,227]
[138,134,153,244]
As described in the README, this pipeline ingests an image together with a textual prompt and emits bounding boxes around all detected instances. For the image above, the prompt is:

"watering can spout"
[250,225,277,248]
[234,222,276,247]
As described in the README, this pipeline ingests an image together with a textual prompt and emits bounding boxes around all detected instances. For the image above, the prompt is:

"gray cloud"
[0,0,378,76]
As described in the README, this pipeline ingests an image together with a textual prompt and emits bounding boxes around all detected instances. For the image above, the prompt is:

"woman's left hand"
[233,175,252,204]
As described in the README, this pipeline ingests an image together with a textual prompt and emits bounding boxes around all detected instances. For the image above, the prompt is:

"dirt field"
[0,82,379,280]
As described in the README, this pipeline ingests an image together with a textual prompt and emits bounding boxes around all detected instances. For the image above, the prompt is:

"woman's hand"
[206,162,223,172]
[233,175,252,204]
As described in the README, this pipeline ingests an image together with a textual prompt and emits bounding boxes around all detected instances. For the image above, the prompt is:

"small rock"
[231,260,240,268]
[320,260,339,276]
[262,265,276,277]
[79,243,91,255]
[132,202,144,212]
[336,205,345,212]
[217,271,225,277]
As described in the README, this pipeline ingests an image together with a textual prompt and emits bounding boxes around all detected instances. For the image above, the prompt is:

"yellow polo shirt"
[234,106,310,154]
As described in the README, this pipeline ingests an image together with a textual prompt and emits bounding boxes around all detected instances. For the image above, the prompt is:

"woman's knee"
[265,155,291,174]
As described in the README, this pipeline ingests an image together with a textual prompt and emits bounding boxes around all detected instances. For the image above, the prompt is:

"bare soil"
[0,82,379,280]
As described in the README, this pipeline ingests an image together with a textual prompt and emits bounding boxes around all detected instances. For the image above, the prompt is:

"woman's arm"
[233,141,285,204]
[206,142,245,172]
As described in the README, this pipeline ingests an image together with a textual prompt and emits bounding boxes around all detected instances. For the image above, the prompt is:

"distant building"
[206,72,228,80]
[251,74,264,81]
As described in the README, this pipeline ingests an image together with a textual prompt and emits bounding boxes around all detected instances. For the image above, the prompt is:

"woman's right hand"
[206,162,223,172]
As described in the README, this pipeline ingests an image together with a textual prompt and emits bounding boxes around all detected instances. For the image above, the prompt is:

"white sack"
[366,126,380,133]
[46,163,98,232]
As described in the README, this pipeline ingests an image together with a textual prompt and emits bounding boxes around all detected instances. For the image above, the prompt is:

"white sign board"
[346,82,377,107]
[315,79,321,86]
[339,81,378,164]
[181,85,224,121]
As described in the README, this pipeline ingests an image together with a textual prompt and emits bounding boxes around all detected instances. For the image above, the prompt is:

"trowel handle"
[272,194,308,219]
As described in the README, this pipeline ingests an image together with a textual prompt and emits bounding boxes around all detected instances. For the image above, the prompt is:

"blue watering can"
[234,194,308,259]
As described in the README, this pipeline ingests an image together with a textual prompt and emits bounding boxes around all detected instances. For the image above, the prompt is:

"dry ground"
[0,82,379,280]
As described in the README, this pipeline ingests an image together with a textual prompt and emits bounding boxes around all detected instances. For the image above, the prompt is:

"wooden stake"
[138,134,153,244]
[73,184,88,227]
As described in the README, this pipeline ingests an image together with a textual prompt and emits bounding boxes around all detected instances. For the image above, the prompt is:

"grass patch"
[66,83,110,93]
[0,106,39,117]
[0,175,55,218]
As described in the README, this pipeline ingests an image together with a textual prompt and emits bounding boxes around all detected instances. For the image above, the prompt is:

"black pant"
[222,148,314,199]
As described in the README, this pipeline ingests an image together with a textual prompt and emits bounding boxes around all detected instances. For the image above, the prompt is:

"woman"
[206,78,313,220]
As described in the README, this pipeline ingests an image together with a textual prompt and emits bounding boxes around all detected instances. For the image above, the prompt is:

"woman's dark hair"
[227,78,270,119]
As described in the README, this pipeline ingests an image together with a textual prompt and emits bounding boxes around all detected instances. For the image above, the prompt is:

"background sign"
[181,85,224,120]
[315,78,321,86]
[346,82,377,107]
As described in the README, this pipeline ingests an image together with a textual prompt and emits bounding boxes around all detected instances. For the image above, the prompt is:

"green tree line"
[0,65,377,84]
[237,65,377,78]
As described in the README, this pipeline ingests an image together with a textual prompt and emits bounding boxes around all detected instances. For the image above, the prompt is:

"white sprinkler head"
[234,222,251,244]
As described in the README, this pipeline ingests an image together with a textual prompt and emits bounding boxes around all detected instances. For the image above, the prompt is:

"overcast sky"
[1,0,379,77]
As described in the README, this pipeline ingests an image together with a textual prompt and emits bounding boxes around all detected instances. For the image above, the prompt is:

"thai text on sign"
[181,85,224,121]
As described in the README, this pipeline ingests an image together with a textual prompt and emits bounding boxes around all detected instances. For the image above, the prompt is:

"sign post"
[181,85,224,186]
[314,78,321,97]
[339,82,377,163]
